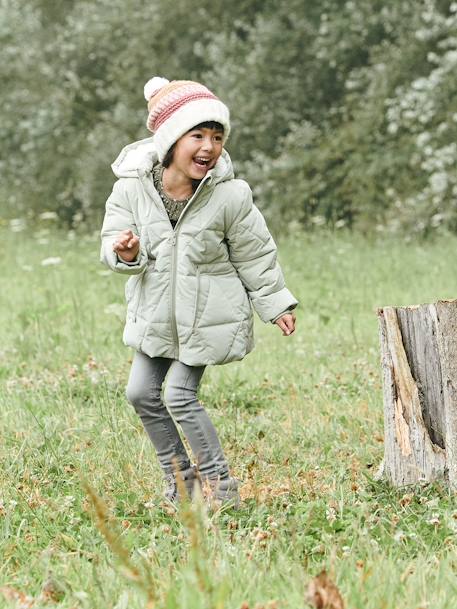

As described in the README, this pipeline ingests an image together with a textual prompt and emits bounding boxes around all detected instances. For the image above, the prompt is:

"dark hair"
[162,145,175,168]
[192,121,224,132]
[162,121,224,168]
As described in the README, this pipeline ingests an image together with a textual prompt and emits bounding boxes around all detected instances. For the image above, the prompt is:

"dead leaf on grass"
[41,577,65,602]
[0,586,35,608]
[305,570,344,609]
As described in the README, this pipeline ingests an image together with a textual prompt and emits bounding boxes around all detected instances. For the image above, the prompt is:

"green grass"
[2,224,457,608]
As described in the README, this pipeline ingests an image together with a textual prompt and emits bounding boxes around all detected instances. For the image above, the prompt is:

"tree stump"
[377,300,457,489]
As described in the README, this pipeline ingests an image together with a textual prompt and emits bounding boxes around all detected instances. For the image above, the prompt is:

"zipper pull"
[170,233,177,246]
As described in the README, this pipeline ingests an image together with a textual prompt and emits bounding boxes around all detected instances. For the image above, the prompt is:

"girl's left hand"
[275,312,296,336]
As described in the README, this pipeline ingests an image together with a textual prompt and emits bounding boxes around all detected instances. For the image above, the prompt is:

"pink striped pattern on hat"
[147,81,218,133]
[153,91,218,131]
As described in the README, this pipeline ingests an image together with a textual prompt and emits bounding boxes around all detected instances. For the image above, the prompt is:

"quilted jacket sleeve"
[225,182,298,323]
[100,179,148,275]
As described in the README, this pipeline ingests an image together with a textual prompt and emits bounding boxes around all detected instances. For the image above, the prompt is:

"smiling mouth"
[193,157,211,167]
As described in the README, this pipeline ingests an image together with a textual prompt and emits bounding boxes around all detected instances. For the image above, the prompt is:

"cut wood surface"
[377,300,457,489]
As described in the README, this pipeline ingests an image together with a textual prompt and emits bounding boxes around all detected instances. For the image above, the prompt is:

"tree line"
[2,0,456,235]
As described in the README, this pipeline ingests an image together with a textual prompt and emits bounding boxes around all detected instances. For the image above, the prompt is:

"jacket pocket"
[213,274,250,321]
[191,266,201,331]
[125,274,143,321]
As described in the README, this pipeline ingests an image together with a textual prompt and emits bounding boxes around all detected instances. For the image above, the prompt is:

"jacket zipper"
[169,232,179,349]
[168,175,211,356]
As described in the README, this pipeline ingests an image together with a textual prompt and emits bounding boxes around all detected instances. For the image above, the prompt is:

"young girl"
[100,77,298,508]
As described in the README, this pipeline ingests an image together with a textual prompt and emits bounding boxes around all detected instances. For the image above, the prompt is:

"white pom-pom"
[144,77,170,101]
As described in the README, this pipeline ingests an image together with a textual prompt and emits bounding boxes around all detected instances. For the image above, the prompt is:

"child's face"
[170,127,223,181]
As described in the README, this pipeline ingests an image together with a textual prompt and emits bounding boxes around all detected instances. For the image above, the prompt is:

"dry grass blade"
[82,479,157,608]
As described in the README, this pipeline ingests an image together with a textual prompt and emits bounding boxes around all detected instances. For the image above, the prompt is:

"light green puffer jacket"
[100,137,298,366]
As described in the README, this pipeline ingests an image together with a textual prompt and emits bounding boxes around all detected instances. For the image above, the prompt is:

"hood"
[111,136,235,184]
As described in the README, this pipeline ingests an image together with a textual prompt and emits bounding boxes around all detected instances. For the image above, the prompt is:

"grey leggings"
[126,351,229,479]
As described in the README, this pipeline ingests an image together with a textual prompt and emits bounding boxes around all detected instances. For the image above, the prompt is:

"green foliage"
[2,0,457,234]
[243,0,457,234]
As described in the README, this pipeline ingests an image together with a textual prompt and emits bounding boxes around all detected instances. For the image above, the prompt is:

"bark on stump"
[377,300,457,489]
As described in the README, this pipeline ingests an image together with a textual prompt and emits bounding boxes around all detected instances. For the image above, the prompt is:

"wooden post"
[377,300,457,489]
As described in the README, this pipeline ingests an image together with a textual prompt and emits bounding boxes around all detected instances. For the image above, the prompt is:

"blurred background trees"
[2,0,457,235]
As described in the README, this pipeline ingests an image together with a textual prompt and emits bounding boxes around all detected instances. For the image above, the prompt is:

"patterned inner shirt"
[152,163,190,228]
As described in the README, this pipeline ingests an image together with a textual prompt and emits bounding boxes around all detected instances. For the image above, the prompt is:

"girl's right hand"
[274,312,296,336]
[113,229,140,262]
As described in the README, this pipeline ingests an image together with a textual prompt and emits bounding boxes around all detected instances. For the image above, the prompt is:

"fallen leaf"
[306,570,344,609]
[0,586,35,608]
[41,577,65,602]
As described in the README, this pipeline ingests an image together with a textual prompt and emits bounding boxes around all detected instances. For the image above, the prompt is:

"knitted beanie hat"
[144,77,231,162]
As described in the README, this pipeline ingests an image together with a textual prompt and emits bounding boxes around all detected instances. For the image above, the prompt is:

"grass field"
[2,224,457,608]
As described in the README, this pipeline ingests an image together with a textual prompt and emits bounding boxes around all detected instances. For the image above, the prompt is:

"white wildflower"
[394,530,406,542]
[62,495,75,507]
[326,507,337,523]
[10,218,26,232]
[311,215,326,226]
[427,514,441,526]
[82,357,107,385]
[39,211,58,221]
[41,257,62,266]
